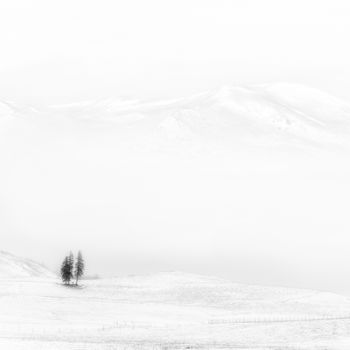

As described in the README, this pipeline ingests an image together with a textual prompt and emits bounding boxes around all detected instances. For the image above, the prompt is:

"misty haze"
[1,1,350,349]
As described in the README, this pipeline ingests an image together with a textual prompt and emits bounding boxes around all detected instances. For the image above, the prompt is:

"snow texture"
[1,253,350,349]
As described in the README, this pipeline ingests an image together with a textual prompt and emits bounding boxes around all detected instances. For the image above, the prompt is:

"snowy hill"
[98,271,350,318]
[0,251,55,278]
[1,270,350,349]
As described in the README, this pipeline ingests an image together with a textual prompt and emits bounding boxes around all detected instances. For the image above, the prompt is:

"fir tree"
[60,256,71,284]
[74,251,85,285]
[60,252,74,285]
[68,251,74,281]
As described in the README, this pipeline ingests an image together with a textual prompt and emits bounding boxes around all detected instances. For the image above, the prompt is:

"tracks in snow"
[208,315,350,324]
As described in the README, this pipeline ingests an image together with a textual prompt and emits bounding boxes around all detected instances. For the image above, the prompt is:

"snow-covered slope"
[0,100,18,122]
[45,83,350,151]
[1,271,350,349]
[0,251,54,278]
[0,100,16,115]
[261,83,350,123]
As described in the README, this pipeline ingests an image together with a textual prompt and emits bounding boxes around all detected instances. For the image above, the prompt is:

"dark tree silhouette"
[68,251,74,278]
[60,256,72,284]
[74,251,85,285]
[61,252,74,285]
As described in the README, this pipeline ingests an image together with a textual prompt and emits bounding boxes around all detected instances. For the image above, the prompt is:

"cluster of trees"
[60,251,85,286]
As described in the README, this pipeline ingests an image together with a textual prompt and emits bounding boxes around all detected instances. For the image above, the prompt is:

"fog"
[1,115,350,293]
[1,0,350,102]
[1,0,350,295]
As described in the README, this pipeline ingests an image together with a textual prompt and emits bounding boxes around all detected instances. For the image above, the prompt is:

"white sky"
[0,0,350,102]
[2,0,350,294]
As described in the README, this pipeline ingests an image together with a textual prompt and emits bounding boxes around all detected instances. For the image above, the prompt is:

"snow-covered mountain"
[1,83,350,152]
[0,100,17,118]
[0,251,54,278]
[42,83,350,152]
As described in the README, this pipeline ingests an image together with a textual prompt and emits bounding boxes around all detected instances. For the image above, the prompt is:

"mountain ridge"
[2,83,350,151]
